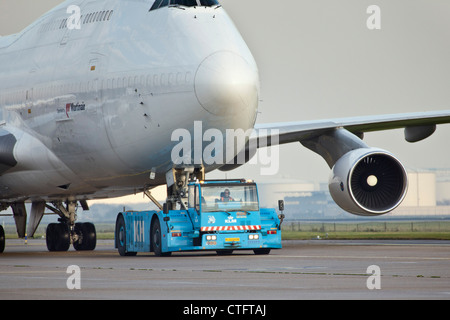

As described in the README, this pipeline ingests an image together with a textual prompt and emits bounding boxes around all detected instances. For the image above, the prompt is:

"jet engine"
[329,148,408,216]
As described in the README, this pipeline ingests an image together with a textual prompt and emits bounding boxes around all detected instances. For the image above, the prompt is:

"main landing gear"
[0,225,5,253]
[45,201,96,252]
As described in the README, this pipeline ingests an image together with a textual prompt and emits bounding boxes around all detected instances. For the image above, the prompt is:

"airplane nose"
[194,51,259,123]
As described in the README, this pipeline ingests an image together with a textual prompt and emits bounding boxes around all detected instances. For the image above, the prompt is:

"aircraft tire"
[46,223,70,252]
[0,225,5,253]
[73,222,97,251]
[46,223,57,251]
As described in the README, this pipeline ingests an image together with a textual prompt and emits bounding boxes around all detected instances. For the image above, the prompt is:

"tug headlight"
[248,234,259,240]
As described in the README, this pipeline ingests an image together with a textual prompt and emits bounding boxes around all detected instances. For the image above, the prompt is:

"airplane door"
[88,54,105,102]
[25,88,33,117]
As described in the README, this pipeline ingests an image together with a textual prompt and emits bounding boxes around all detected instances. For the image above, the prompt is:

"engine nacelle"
[329,148,408,216]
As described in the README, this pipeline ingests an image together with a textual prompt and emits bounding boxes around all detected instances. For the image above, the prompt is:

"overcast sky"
[1,0,450,187]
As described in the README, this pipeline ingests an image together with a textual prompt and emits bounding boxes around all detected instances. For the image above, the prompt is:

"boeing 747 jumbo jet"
[0,0,449,253]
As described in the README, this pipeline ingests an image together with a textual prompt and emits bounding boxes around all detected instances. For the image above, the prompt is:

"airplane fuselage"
[0,0,260,202]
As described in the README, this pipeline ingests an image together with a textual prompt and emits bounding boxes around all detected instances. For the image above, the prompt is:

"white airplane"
[0,0,449,253]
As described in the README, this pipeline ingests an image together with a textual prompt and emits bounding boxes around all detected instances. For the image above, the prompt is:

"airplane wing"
[254,110,450,147]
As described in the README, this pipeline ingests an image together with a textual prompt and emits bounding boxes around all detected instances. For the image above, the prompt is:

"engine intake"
[329,148,408,216]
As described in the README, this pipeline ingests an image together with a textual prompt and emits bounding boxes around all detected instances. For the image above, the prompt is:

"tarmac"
[1,239,450,300]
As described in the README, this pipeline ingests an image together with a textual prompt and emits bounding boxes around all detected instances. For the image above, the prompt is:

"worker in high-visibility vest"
[220,189,234,202]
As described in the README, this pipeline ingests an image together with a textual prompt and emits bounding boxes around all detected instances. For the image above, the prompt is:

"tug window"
[150,0,220,11]
[198,0,220,5]
[172,0,198,6]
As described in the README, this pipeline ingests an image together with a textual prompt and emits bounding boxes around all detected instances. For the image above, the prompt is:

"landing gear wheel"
[0,225,5,253]
[253,248,271,255]
[46,223,70,252]
[151,220,171,257]
[115,215,136,256]
[73,222,97,251]
[46,223,57,251]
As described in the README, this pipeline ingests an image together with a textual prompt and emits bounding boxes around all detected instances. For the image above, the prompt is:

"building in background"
[436,170,450,205]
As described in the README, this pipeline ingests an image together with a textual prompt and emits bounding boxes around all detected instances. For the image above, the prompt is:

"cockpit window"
[150,0,220,11]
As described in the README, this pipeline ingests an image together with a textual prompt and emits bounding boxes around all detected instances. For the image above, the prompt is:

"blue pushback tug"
[115,179,283,256]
